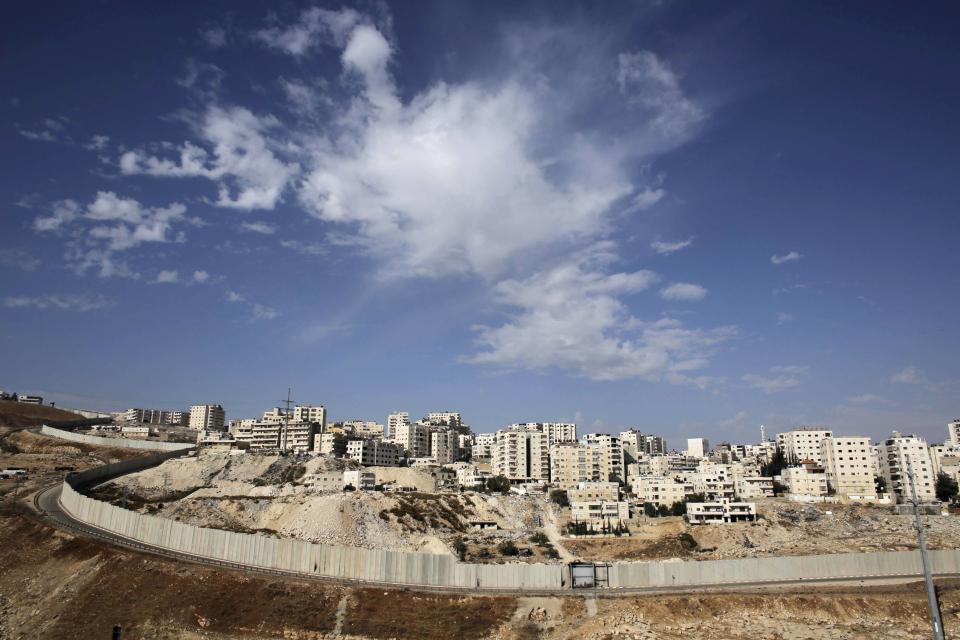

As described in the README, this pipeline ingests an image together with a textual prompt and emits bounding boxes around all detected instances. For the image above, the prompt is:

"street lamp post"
[907,458,945,640]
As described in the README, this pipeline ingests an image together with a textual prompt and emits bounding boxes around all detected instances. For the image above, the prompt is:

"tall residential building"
[345,439,402,466]
[685,437,710,459]
[620,429,665,461]
[293,405,327,429]
[189,404,225,431]
[426,412,462,428]
[492,424,550,482]
[879,432,936,504]
[777,428,833,465]
[580,433,625,482]
[820,436,876,497]
[550,442,620,488]
[473,433,495,459]
[386,412,410,440]
[430,429,459,464]
[344,420,383,438]
[508,423,577,446]
[394,421,430,458]
[231,420,316,453]
[948,419,960,447]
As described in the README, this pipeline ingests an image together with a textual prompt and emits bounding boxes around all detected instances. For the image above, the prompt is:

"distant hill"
[0,401,86,429]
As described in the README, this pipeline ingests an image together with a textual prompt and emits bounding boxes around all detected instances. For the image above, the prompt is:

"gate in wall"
[569,562,611,589]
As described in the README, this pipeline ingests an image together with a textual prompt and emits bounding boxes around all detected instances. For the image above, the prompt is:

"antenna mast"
[280,388,294,453]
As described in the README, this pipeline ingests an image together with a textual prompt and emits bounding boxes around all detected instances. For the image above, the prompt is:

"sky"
[1,1,958,445]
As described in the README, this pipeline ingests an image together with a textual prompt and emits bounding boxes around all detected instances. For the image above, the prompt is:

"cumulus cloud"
[192,270,210,283]
[83,135,110,151]
[202,27,227,48]
[651,237,693,255]
[17,116,70,143]
[225,290,245,303]
[742,365,807,394]
[33,199,80,232]
[119,106,298,210]
[154,270,179,284]
[466,251,734,384]
[771,251,803,265]
[3,293,110,312]
[255,7,361,56]
[659,282,707,301]
[251,303,279,320]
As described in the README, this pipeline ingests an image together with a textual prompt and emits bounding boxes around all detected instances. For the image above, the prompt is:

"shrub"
[529,531,549,546]
[497,540,519,556]
[452,537,468,561]
[549,489,569,508]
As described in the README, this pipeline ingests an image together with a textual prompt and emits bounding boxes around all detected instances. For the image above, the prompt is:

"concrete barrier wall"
[41,424,194,452]
[57,454,960,591]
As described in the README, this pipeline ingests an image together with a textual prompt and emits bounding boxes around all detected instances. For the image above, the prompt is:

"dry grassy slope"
[0,401,87,430]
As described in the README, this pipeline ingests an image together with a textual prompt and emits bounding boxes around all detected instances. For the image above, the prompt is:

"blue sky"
[2,1,958,444]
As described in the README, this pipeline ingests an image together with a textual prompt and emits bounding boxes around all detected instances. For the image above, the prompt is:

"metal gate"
[570,562,611,589]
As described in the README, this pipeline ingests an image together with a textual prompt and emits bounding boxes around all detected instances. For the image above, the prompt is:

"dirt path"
[542,500,577,562]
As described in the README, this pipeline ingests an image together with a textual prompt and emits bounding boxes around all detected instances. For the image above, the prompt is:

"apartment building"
[570,501,630,527]
[691,471,736,500]
[568,481,621,502]
[686,437,709,458]
[780,462,828,496]
[343,469,376,491]
[123,408,179,425]
[345,439,401,466]
[630,476,693,507]
[550,443,609,488]
[393,422,431,458]
[293,405,327,428]
[619,429,666,463]
[344,420,383,438]
[473,433,495,459]
[820,436,876,497]
[687,499,758,524]
[879,432,936,504]
[426,412,462,429]
[314,432,348,457]
[734,476,774,499]
[430,429,459,464]
[189,404,225,431]
[386,412,410,440]
[778,428,833,464]
[580,433,625,482]
[948,420,960,447]
[492,424,550,482]
[231,420,316,453]
[509,422,577,446]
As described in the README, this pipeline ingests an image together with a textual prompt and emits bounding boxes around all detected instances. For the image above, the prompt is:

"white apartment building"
[778,428,833,465]
[386,412,410,440]
[446,462,487,488]
[473,433,495,459]
[189,404,225,431]
[345,439,401,466]
[687,499,758,524]
[691,471,736,500]
[820,436,876,497]
[631,476,693,507]
[686,438,709,459]
[508,422,577,446]
[948,420,960,447]
[293,405,327,428]
[492,424,550,482]
[735,476,774,499]
[232,420,316,453]
[568,481,621,502]
[426,412,462,429]
[620,429,667,460]
[314,432,347,456]
[343,469,376,491]
[580,433,625,482]
[879,432,936,504]
[124,408,186,425]
[120,425,151,438]
[550,443,610,489]
[570,501,630,527]
[930,444,960,478]
[344,420,383,438]
[430,429,459,464]
[780,462,828,496]
[393,422,430,458]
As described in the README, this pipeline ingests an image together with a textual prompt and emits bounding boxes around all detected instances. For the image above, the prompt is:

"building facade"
[879,432,936,504]
[189,404,225,431]
[820,436,876,497]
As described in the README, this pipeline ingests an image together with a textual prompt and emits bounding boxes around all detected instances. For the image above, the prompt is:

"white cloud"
[202,27,227,48]
[0,249,41,271]
[255,7,361,56]
[776,312,795,325]
[847,393,889,405]
[33,199,80,232]
[280,239,326,255]
[83,135,110,151]
[240,221,276,235]
[659,282,707,301]
[120,106,298,210]
[742,373,801,394]
[17,116,69,143]
[3,293,110,312]
[251,303,279,320]
[617,51,706,138]
[771,251,803,265]
[154,270,179,284]
[225,290,245,303]
[466,251,734,384]
[890,366,929,386]
[651,237,693,255]
[192,270,210,284]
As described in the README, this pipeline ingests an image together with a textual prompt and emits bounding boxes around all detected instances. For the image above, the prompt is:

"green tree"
[486,475,511,493]
[761,449,787,477]
[936,471,959,503]
[549,489,569,507]
[529,531,549,546]
[497,540,519,556]
[643,502,658,518]
[452,537,468,561]
[670,501,687,516]
[657,504,670,517]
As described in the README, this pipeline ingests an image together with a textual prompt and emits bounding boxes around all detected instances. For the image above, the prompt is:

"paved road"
[28,481,955,598]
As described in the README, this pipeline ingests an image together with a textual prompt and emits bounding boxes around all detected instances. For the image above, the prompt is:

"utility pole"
[279,388,294,453]
[907,457,945,640]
